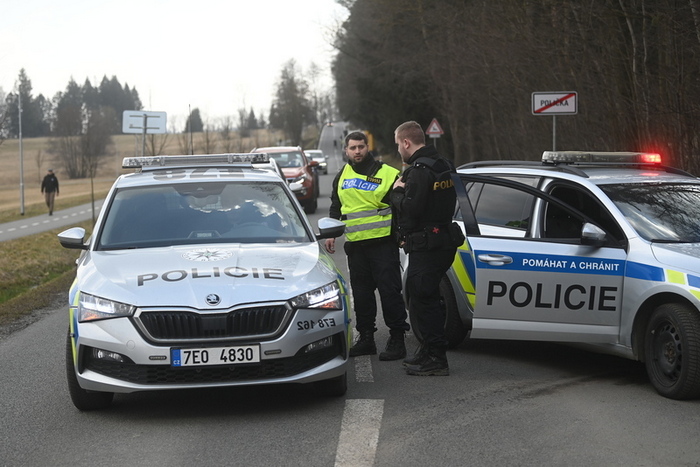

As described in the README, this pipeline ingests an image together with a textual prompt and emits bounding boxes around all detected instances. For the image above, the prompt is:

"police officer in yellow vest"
[325,131,410,360]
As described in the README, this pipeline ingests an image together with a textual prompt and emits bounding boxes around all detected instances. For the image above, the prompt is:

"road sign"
[122,111,167,134]
[426,118,444,138]
[531,92,577,115]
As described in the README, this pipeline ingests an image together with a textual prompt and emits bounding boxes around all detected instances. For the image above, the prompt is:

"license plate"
[171,345,260,367]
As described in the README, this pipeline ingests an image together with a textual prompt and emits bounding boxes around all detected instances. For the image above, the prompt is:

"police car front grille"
[137,306,288,340]
[84,336,343,385]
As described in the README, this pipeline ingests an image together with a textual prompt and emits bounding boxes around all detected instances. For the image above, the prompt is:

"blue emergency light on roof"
[122,153,270,169]
[542,151,662,165]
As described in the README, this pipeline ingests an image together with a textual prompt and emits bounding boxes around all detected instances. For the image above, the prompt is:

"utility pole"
[18,86,25,215]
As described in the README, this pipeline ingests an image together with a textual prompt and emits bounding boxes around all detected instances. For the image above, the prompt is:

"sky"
[0,0,348,129]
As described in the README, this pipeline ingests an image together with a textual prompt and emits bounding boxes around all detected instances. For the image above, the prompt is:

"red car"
[252,146,319,213]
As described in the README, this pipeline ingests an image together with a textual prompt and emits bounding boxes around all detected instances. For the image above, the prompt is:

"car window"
[98,181,309,249]
[544,185,624,242]
[600,182,700,242]
[465,181,535,234]
[270,151,304,168]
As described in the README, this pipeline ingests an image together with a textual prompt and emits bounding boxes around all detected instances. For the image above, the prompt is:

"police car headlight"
[78,293,136,322]
[290,282,342,310]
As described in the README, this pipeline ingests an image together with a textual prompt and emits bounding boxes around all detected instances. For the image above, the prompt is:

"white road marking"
[335,399,384,467]
[354,355,374,382]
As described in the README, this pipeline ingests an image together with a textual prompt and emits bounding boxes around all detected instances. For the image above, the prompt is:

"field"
[0,128,292,218]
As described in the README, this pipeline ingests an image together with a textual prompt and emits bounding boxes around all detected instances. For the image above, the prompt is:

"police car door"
[455,174,625,344]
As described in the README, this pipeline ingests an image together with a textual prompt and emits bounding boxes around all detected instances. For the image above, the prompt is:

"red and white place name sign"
[531,92,577,115]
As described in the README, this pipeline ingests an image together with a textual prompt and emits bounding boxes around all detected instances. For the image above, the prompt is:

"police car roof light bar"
[122,153,271,169]
[542,151,662,165]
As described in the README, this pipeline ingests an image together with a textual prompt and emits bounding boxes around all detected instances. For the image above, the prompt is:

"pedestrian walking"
[41,169,59,216]
[325,131,410,360]
[391,121,464,376]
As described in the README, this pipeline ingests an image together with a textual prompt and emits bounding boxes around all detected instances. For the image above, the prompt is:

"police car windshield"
[600,183,700,242]
[97,181,310,249]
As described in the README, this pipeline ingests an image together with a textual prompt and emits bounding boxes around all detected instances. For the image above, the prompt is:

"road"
[2,131,700,466]
[0,200,104,242]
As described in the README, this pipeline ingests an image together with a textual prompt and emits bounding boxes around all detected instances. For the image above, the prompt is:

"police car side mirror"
[316,217,346,240]
[58,227,89,250]
[581,222,606,247]
[289,182,304,193]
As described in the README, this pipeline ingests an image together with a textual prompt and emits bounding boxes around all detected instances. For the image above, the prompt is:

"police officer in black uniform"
[391,121,461,376]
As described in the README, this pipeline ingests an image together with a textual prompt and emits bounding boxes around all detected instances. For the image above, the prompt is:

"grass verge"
[0,222,90,332]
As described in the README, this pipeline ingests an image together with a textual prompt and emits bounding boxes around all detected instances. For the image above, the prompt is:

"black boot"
[379,332,406,361]
[402,344,428,367]
[349,332,376,357]
[405,347,449,376]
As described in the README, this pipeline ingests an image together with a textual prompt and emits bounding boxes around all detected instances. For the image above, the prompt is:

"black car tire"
[314,371,348,397]
[644,303,700,400]
[408,275,469,349]
[66,331,114,411]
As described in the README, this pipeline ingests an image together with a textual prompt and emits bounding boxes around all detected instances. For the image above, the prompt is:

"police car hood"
[79,243,337,308]
[652,243,700,273]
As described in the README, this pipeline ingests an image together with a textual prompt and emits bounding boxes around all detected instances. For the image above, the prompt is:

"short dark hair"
[395,121,425,146]
[345,131,368,147]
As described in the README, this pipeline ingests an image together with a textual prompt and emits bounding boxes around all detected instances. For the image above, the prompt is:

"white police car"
[414,151,700,400]
[58,154,350,410]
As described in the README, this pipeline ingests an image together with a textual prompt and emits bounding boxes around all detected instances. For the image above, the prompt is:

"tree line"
[0,59,334,178]
[332,0,700,174]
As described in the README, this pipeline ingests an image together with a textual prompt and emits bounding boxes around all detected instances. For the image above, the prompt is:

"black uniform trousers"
[345,239,409,335]
[405,247,456,351]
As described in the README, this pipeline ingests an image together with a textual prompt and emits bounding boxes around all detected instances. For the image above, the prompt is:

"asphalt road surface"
[2,140,699,466]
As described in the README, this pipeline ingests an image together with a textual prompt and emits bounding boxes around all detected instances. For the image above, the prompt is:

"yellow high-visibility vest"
[338,163,398,242]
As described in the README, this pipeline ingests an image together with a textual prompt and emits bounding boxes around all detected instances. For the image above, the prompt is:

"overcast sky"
[0,0,348,129]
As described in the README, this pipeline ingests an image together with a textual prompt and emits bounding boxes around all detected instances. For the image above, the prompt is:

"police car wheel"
[314,371,348,397]
[408,276,469,349]
[644,303,700,400]
[65,331,114,411]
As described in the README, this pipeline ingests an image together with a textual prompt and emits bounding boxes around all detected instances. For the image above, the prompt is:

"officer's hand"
[394,178,405,189]
[325,238,336,254]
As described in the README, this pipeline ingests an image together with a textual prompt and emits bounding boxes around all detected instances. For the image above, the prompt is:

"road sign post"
[531,92,577,151]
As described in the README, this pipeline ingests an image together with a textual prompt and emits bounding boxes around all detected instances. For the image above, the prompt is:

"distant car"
[404,150,700,400]
[252,146,319,213]
[58,153,350,410]
[306,149,328,175]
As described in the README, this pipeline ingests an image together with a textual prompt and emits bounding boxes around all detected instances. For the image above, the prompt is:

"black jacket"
[390,145,456,236]
[41,173,59,194]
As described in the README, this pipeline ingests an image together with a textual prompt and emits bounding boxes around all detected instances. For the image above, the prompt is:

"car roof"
[117,153,286,187]
[457,151,699,187]
[252,146,303,153]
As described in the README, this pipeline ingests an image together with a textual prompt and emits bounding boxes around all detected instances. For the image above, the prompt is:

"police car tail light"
[289,282,342,310]
[78,293,136,322]
[122,153,270,169]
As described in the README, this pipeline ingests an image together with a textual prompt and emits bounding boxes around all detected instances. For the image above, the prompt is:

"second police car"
[411,151,700,400]
[58,154,350,410]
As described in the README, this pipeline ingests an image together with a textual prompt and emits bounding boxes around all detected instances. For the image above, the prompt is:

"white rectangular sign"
[122,111,167,134]
[531,92,577,115]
